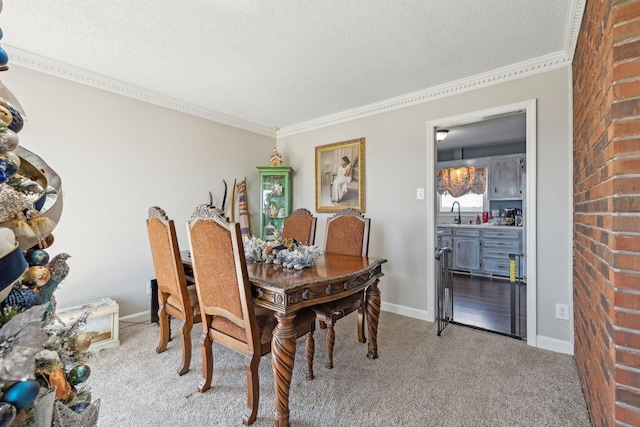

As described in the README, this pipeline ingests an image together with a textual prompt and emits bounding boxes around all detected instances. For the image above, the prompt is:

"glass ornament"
[6,104,22,133]
[22,265,51,287]
[1,379,40,410]
[0,105,11,125]
[0,151,19,182]
[0,128,18,152]
[66,364,91,385]
[25,248,50,266]
[0,47,7,67]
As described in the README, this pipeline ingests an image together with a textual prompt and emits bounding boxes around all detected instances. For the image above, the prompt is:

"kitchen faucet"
[451,201,461,224]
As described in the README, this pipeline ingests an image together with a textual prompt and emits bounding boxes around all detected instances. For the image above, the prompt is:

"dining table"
[181,250,387,427]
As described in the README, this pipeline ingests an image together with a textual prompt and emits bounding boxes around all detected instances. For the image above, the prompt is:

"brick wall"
[573,0,640,425]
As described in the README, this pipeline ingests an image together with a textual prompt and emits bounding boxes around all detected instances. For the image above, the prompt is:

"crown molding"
[277,51,570,137]
[566,0,587,60]
[4,45,276,138]
[5,1,583,142]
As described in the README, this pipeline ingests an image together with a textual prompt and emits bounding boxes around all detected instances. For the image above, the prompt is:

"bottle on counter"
[476,215,481,224]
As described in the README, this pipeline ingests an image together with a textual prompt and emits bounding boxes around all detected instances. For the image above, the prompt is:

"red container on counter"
[482,212,489,223]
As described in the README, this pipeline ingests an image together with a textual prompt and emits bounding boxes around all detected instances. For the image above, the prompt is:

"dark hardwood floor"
[452,273,526,339]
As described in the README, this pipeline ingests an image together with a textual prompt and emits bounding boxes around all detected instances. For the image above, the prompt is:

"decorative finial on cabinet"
[270,148,282,167]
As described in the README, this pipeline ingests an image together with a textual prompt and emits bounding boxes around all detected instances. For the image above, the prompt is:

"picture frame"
[315,137,365,213]
[56,298,120,351]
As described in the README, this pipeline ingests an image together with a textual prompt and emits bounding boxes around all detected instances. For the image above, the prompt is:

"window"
[439,192,486,213]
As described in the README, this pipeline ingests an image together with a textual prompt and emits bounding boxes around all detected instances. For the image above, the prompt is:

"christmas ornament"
[0,402,16,427]
[0,128,18,152]
[0,151,19,183]
[45,366,72,401]
[67,365,91,385]
[22,265,51,287]
[0,104,10,124]
[2,212,33,238]
[5,104,22,133]
[74,332,92,353]
[25,248,49,266]
[1,379,40,409]
[0,286,42,310]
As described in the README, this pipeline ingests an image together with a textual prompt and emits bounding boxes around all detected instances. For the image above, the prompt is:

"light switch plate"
[416,188,425,200]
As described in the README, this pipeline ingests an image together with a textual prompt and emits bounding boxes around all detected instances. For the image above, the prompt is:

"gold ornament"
[22,265,51,287]
[75,332,93,353]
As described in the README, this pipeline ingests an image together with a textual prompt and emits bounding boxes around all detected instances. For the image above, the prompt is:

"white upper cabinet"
[489,154,524,200]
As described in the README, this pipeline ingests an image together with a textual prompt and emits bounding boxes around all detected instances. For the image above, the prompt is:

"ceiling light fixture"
[436,129,449,142]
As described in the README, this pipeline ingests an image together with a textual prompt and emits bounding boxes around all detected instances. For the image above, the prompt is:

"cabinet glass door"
[257,166,292,241]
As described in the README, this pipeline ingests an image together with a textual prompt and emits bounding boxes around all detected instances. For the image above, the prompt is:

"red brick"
[617,346,640,367]
[613,39,640,63]
[609,233,640,251]
[615,328,640,349]
[612,59,640,82]
[613,79,640,99]
[612,17,640,43]
[611,270,640,291]
[617,367,640,389]
[614,291,640,311]
[613,0,640,25]
[615,401,640,425]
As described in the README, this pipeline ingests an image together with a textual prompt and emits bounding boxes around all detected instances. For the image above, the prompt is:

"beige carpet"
[89,312,591,426]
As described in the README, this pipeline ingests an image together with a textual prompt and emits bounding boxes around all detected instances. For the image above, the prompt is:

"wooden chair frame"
[314,208,370,368]
[187,204,315,425]
[146,206,201,376]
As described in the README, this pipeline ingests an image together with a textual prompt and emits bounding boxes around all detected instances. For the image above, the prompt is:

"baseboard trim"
[119,310,151,325]
[381,302,430,321]
[535,335,574,355]
[125,305,574,355]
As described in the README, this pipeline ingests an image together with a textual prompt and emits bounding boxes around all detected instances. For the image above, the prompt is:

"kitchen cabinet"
[481,228,524,280]
[452,228,481,272]
[257,166,293,241]
[438,227,452,250]
[437,225,525,280]
[489,154,524,200]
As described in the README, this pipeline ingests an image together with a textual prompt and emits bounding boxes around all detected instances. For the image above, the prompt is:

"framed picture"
[315,137,365,213]
[56,298,120,351]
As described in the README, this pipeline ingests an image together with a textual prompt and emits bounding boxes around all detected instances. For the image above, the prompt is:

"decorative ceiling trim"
[277,51,570,137]
[4,45,276,138]
[5,0,585,142]
[566,0,587,60]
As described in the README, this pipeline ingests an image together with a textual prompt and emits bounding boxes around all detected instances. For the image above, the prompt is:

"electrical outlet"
[556,303,569,320]
[146,282,151,296]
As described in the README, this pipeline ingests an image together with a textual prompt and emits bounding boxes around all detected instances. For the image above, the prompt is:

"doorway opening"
[426,100,537,346]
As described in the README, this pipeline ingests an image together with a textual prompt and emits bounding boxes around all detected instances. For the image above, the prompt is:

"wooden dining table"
[181,251,387,427]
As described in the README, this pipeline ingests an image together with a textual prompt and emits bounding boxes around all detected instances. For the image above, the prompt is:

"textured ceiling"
[1,1,584,136]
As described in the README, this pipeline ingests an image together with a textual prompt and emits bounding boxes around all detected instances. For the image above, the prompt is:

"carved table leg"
[272,312,297,427]
[365,280,381,359]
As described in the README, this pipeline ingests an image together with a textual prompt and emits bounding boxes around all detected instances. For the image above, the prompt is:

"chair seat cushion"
[313,292,363,321]
[166,286,201,322]
[211,306,316,350]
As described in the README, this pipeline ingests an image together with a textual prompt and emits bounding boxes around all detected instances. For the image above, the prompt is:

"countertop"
[437,223,524,230]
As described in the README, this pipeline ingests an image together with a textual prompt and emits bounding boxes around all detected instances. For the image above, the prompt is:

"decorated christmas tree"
[0,3,100,426]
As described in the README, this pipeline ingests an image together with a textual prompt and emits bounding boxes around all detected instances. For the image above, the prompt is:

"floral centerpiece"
[243,236,321,270]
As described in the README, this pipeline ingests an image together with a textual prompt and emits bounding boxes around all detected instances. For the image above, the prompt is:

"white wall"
[278,67,574,348]
[3,64,574,349]
[3,65,274,317]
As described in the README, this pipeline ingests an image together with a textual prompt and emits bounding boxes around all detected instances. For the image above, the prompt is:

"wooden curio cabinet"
[257,166,293,241]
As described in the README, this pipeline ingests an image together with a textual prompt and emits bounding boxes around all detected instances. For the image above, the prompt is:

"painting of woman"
[331,156,353,202]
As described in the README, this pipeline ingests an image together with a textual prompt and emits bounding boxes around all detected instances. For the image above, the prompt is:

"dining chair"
[187,204,316,426]
[313,208,370,369]
[281,208,317,245]
[146,206,201,376]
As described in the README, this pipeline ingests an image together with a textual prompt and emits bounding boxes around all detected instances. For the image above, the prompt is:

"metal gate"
[435,247,453,336]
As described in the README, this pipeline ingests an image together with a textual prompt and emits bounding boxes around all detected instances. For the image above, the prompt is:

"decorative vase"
[52,399,100,427]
